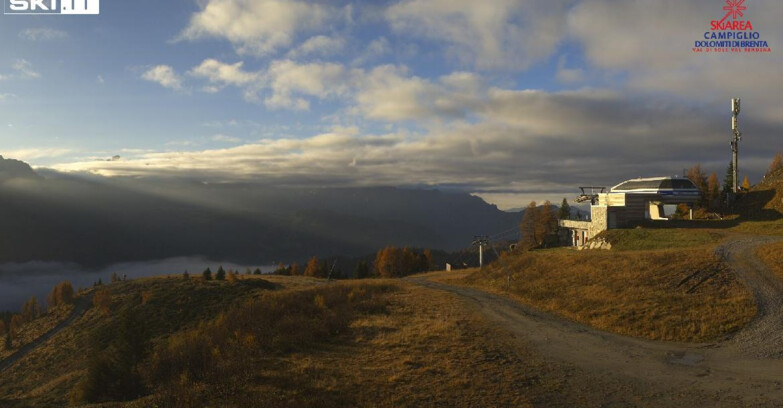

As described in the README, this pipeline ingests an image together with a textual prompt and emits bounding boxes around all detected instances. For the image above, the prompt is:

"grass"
[0,275,589,408]
[757,241,783,280]
[0,274,278,407]
[0,304,74,360]
[599,228,723,251]
[457,247,756,342]
[730,218,783,236]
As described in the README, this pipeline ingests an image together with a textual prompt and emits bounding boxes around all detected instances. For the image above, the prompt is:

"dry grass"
[0,304,74,360]
[600,228,722,251]
[138,281,556,408]
[0,275,280,407]
[756,241,783,279]
[0,275,602,408]
[456,247,756,342]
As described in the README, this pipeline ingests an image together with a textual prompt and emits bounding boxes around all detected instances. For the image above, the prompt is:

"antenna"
[731,98,742,193]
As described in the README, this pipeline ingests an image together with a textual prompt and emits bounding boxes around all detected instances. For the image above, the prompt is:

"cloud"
[555,55,583,83]
[179,0,333,56]
[49,87,771,204]
[4,148,72,161]
[355,66,485,121]
[142,65,184,90]
[352,37,391,66]
[18,28,68,41]
[386,0,571,70]
[566,0,783,122]
[265,59,352,110]
[12,59,40,79]
[288,35,345,58]
[189,59,259,86]
[212,134,242,143]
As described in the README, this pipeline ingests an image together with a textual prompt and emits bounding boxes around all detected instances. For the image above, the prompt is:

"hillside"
[0,275,569,408]
[737,168,783,219]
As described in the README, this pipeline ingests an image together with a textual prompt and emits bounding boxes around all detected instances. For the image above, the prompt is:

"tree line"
[1,281,75,351]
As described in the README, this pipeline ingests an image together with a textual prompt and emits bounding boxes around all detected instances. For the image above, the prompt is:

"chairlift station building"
[559,177,701,247]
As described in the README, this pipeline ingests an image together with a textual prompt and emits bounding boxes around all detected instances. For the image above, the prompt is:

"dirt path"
[408,236,783,407]
[0,294,92,374]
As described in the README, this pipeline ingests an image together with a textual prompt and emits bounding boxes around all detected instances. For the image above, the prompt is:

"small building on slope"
[559,177,701,247]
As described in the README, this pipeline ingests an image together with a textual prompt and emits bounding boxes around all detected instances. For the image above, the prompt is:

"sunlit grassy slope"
[757,241,783,280]
[457,244,756,342]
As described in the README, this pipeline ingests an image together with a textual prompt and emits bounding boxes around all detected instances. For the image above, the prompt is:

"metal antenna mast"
[731,98,742,193]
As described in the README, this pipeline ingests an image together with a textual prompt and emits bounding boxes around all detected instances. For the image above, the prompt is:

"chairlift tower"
[731,98,742,193]
[472,235,489,269]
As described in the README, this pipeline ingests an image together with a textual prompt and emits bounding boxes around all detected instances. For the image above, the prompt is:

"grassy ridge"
[459,247,756,342]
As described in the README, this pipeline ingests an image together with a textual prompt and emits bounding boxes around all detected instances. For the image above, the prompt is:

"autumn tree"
[47,281,75,309]
[768,152,783,177]
[226,271,237,283]
[519,201,559,249]
[111,272,120,283]
[519,201,539,249]
[305,256,324,277]
[290,262,301,276]
[21,296,42,323]
[687,164,709,207]
[558,198,571,220]
[9,314,23,337]
[742,176,751,191]
[707,172,720,209]
[0,320,6,337]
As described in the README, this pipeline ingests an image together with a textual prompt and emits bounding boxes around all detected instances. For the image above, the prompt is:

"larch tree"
[304,256,321,277]
[519,201,539,250]
[742,176,751,191]
[707,172,720,209]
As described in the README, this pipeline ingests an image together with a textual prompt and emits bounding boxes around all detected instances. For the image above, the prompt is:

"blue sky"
[1,0,782,209]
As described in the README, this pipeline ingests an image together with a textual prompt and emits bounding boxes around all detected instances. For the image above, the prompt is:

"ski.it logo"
[4,0,99,14]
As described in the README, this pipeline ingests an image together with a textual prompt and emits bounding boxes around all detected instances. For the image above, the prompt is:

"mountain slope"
[0,160,520,266]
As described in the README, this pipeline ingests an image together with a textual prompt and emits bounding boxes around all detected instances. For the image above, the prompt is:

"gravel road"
[409,236,783,407]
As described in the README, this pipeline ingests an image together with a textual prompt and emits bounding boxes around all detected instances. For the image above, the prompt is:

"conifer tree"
[558,198,571,220]
[202,267,213,281]
[215,266,226,281]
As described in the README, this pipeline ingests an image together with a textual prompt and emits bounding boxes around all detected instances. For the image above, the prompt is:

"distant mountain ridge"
[0,158,521,266]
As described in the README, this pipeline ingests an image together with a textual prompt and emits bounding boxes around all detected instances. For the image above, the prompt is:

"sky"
[0,0,782,209]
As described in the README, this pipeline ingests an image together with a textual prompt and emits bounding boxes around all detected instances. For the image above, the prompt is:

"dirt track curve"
[0,294,92,374]
[409,236,783,407]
